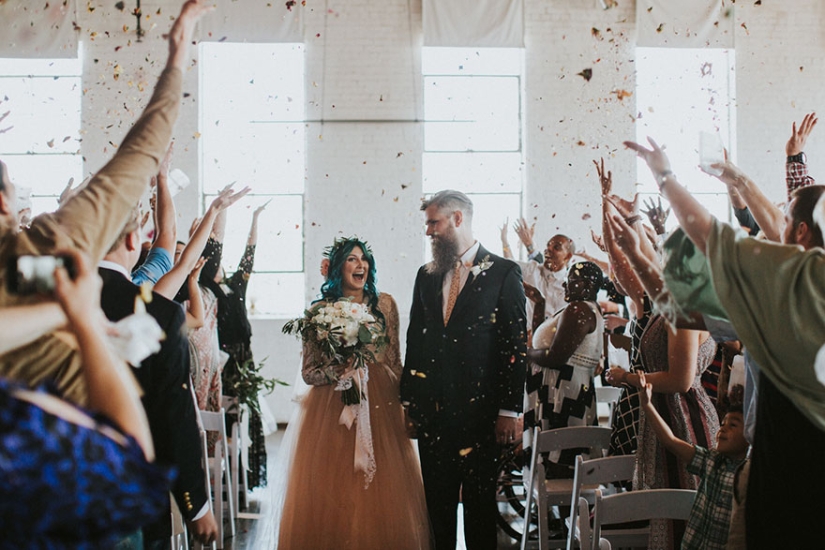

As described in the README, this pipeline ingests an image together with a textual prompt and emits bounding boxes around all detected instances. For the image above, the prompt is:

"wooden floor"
[218,430,521,550]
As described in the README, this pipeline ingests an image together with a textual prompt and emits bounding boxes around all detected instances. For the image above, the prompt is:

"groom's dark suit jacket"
[98,267,208,540]
[401,244,527,447]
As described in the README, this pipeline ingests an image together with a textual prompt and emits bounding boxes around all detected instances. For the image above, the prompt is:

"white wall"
[28,0,825,421]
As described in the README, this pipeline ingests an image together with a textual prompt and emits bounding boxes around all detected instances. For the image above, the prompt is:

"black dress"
[215,243,268,489]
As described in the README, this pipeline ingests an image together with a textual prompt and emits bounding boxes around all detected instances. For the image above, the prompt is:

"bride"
[277,237,432,549]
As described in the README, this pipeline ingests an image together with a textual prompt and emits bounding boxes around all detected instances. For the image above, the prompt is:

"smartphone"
[699,131,725,176]
[6,254,76,295]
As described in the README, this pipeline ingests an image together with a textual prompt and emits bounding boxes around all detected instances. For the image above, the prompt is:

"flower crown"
[323,236,373,260]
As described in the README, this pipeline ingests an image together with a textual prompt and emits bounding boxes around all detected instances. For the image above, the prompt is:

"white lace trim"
[337,365,376,488]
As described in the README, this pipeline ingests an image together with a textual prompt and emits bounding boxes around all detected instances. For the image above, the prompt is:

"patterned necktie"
[444,261,462,325]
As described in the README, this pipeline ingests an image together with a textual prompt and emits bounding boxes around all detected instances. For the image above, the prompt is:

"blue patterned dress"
[0,379,173,548]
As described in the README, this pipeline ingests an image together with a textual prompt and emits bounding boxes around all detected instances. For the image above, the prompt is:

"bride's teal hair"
[318,237,383,321]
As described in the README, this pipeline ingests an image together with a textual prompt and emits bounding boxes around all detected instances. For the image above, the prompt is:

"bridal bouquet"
[282,298,384,405]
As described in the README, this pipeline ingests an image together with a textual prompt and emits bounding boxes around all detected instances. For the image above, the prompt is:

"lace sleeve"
[301,338,337,386]
[380,293,403,378]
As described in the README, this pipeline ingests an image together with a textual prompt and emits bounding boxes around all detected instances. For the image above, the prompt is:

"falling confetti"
[47,139,55,148]
[577,68,593,82]
[459,447,473,457]
[115,1,125,10]
[582,213,591,221]
[612,89,632,101]
[656,23,664,33]
[700,62,712,77]
[741,22,749,35]
[285,0,296,10]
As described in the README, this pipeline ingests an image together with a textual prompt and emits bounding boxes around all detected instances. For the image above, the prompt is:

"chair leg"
[214,445,225,549]
[222,435,236,536]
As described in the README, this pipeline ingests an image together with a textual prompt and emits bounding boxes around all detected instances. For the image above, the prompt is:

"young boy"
[638,372,749,550]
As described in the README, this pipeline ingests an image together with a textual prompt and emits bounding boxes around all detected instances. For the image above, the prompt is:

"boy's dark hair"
[790,185,825,247]
[725,402,744,416]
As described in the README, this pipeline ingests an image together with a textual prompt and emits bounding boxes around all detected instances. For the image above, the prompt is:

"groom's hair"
[421,189,474,222]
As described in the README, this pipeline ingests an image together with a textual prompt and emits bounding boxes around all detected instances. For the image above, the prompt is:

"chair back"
[520,426,612,550]
[566,455,635,550]
[591,489,696,550]
[594,387,623,427]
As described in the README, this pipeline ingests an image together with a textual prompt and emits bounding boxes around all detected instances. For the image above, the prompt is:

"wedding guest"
[639,373,748,550]
[402,190,527,550]
[501,217,573,323]
[216,201,270,490]
[0,0,212,406]
[0,250,173,547]
[523,262,605,475]
[278,237,431,549]
[98,210,218,547]
[132,143,177,286]
[625,135,825,550]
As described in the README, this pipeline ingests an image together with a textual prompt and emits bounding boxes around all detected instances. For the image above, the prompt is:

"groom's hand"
[496,415,519,445]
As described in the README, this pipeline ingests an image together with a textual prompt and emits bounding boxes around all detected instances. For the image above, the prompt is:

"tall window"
[635,47,736,230]
[422,47,524,256]
[0,51,83,218]
[200,43,305,317]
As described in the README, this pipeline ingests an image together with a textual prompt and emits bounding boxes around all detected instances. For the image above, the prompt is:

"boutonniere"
[468,255,494,277]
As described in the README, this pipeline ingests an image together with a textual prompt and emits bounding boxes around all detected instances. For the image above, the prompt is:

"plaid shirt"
[681,446,744,550]
[786,161,815,198]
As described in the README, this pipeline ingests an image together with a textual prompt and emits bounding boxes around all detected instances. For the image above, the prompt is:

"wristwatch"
[787,152,806,164]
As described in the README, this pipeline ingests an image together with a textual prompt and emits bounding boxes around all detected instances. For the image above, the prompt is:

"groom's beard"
[427,231,460,275]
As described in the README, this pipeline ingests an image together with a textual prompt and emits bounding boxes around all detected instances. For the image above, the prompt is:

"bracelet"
[526,245,535,253]
[656,170,674,190]
[624,215,642,225]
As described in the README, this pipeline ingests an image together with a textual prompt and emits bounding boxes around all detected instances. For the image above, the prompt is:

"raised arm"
[786,112,817,196]
[513,217,541,262]
[638,372,696,463]
[152,143,177,253]
[153,184,250,299]
[625,138,715,255]
[184,258,206,329]
[702,155,784,242]
[606,213,666,301]
[500,217,514,259]
[43,0,212,264]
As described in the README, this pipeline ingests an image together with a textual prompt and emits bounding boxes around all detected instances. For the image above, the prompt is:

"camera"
[7,254,76,295]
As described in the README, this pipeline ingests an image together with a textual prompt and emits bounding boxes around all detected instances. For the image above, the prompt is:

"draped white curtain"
[0,0,78,58]
[199,0,303,43]
[423,0,524,48]
[637,0,734,48]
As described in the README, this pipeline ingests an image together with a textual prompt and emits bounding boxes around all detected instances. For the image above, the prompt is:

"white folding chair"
[520,426,613,550]
[565,455,644,550]
[192,430,217,550]
[221,395,248,515]
[591,489,696,550]
[594,387,623,428]
[199,408,236,548]
[170,493,189,550]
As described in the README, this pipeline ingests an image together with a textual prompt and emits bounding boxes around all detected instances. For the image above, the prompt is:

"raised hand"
[253,198,272,218]
[641,197,670,235]
[606,212,642,257]
[53,249,103,327]
[208,183,252,213]
[594,158,612,196]
[702,150,749,190]
[623,137,672,178]
[188,216,201,239]
[499,216,509,243]
[590,229,607,253]
[167,0,216,72]
[512,217,536,250]
[605,192,640,219]
[786,112,818,157]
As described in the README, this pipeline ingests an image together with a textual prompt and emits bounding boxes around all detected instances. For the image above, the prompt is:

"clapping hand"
[638,372,653,407]
[605,192,640,219]
[606,212,642,257]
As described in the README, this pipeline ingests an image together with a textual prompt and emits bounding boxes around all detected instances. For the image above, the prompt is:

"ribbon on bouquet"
[337,365,376,487]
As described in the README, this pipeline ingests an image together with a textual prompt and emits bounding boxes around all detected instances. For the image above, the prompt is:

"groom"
[401,189,527,549]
